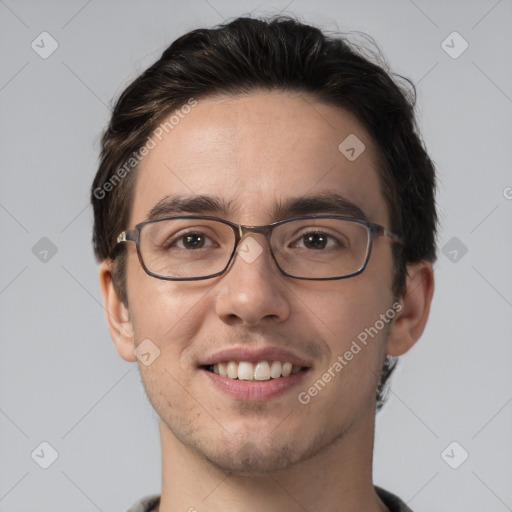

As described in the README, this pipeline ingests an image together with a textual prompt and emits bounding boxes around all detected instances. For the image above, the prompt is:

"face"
[120,92,398,473]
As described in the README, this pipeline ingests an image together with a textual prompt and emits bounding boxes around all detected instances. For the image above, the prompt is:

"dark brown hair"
[91,16,437,409]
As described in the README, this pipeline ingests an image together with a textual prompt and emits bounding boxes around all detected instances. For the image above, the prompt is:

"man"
[92,16,436,512]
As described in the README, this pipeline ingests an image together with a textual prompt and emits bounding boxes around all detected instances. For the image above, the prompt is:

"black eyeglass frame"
[116,215,404,282]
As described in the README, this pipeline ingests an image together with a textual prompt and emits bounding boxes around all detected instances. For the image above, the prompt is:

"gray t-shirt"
[126,487,413,512]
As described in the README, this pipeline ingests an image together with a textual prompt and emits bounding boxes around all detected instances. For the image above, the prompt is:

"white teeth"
[210,360,304,381]
[282,362,292,377]
[254,361,271,381]
[218,362,227,377]
[270,361,282,378]
[238,361,254,380]
[227,361,238,379]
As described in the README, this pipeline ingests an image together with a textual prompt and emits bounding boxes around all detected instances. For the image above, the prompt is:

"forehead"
[130,91,389,226]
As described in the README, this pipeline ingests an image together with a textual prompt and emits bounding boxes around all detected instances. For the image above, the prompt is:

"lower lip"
[202,368,309,401]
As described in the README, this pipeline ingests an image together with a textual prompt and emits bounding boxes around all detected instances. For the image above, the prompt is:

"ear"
[386,261,434,356]
[98,259,137,362]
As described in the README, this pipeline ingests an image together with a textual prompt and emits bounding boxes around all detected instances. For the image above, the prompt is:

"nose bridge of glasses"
[239,221,271,232]
[228,224,276,269]
[236,224,273,244]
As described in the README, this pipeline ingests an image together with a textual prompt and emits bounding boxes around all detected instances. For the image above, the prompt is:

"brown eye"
[177,233,206,249]
[302,233,328,249]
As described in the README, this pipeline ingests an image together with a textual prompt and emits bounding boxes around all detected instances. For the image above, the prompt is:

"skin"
[99,91,434,512]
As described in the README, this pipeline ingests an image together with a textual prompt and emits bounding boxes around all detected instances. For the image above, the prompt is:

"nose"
[214,234,291,327]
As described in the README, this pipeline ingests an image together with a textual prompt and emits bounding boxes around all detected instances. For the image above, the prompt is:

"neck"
[156,407,388,512]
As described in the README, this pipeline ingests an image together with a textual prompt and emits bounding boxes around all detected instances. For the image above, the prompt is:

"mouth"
[198,347,313,400]
[200,358,310,401]
[202,360,307,381]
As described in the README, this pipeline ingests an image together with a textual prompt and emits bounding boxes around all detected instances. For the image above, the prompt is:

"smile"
[205,360,304,381]
[199,347,312,400]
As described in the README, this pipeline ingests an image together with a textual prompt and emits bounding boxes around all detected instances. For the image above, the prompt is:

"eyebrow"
[146,192,368,223]
[272,193,368,221]
[147,194,234,220]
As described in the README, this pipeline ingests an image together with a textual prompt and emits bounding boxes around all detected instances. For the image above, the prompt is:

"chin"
[203,440,300,474]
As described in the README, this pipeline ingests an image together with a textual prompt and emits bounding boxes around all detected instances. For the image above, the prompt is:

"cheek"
[300,284,394,416]
[300,267,395,402]
[126,256,212,362]
[306,269,394,345]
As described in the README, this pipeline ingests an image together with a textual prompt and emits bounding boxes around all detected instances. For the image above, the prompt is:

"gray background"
[1,0,511,511]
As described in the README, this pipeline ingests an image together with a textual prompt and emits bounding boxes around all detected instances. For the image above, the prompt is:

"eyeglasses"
[116,215,403,281]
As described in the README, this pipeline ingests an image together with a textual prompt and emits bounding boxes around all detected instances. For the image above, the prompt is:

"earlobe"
[98,260,137,362]
[386,261,434,357]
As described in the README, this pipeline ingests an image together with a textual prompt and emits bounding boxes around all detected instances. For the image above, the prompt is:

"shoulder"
[375,486,414,512]
[125,494,161,512]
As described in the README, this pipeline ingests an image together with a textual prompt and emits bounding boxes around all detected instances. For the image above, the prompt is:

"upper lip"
[199,346,313,368]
